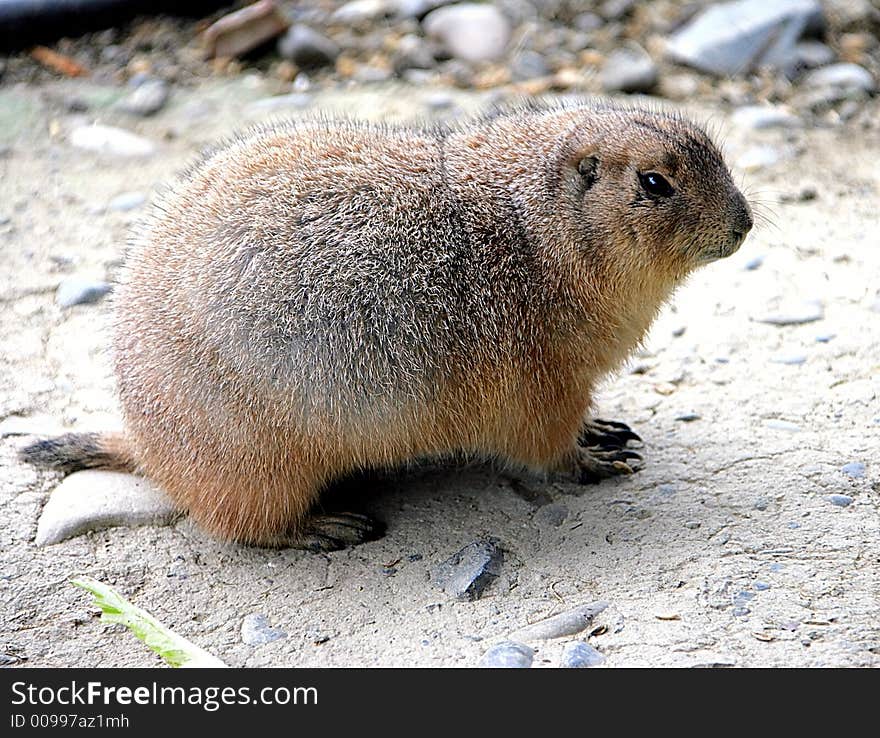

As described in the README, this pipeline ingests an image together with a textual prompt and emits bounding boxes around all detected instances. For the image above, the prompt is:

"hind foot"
[264,512,386,552]
[569,418,644,484]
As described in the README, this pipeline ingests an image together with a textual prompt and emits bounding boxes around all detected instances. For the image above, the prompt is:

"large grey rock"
[431,537,503,600]
[278,25,340,68]
[35,470,178,546]
[423,4,511,63]
[601,44,658,93]
[69,125,156,158]
[666,0,823,77]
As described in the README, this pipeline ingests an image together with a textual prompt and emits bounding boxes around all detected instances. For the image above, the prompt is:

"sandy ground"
[1,77,878,667]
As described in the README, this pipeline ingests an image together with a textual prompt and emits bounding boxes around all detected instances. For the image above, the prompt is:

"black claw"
[302,512,386,550]
[579,418,643,451]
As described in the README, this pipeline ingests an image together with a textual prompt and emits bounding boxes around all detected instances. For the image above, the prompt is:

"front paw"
[578,418,642,450]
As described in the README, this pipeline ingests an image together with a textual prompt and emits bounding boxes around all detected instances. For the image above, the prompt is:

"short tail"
[19,432,136,474]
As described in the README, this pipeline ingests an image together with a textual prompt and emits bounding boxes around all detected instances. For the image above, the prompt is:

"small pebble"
[278,25,340,68]
[732,607,750,617]
[802,63,876,94]
[787,521,801,529]
[56,278,112,308]
[431,538,503,601]
[841,462,865,479]
[753,497,770,511]
[771,353,807,366]
[601,44,658,93]
[241,614,286,646]
[827,494,853,507]
[479,641,533,668]
[675,412,701,422]
[736,145,781,172]
[765,419,802,432]
[107,191,146,212]
[331,0,390,24]
[654,611,681,621]
[424,92,454,110]
[684,520,701,529]
[814,333,835,343]
[510,50,550,81]
[754,582,771,591]
[757,300,824,326]
[744,254,765,271]
[533,502,569,528]
[560,642,605,668]
[731,105,800,130]
[119,78,170,117]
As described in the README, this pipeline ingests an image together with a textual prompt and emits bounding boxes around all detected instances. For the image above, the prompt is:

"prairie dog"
[22,101,753,549]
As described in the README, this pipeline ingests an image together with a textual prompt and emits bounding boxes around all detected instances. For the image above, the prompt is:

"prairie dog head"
[556,106,753,279]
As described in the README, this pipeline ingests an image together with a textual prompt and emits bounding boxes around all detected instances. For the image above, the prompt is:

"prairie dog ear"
[577,155,599,189]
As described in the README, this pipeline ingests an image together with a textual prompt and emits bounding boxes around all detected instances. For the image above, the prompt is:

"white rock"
[332,0,391,23]
[756,299,824,325]
[35,470,178,546]
[802,63,876,93]
[731,105,801,130]
[423,4,511,63]
[119,79,170,117]
[107,191,146,212]
[241,613,287,645]
[56,277,111,308]
[736,144,782,171]
[69,124,157,158]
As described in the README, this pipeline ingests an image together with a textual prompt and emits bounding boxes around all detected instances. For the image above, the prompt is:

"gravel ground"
[1,3,878,668]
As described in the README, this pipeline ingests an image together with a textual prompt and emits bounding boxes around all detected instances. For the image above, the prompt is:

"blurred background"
[0,0,877,126]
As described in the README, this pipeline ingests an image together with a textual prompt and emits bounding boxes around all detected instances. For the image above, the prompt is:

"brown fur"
[21,100,752,548]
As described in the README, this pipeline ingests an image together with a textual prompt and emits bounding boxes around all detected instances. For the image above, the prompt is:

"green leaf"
[72,576,227,668]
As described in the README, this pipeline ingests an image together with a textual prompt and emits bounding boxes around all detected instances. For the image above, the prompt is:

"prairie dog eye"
[638,171,674,198]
